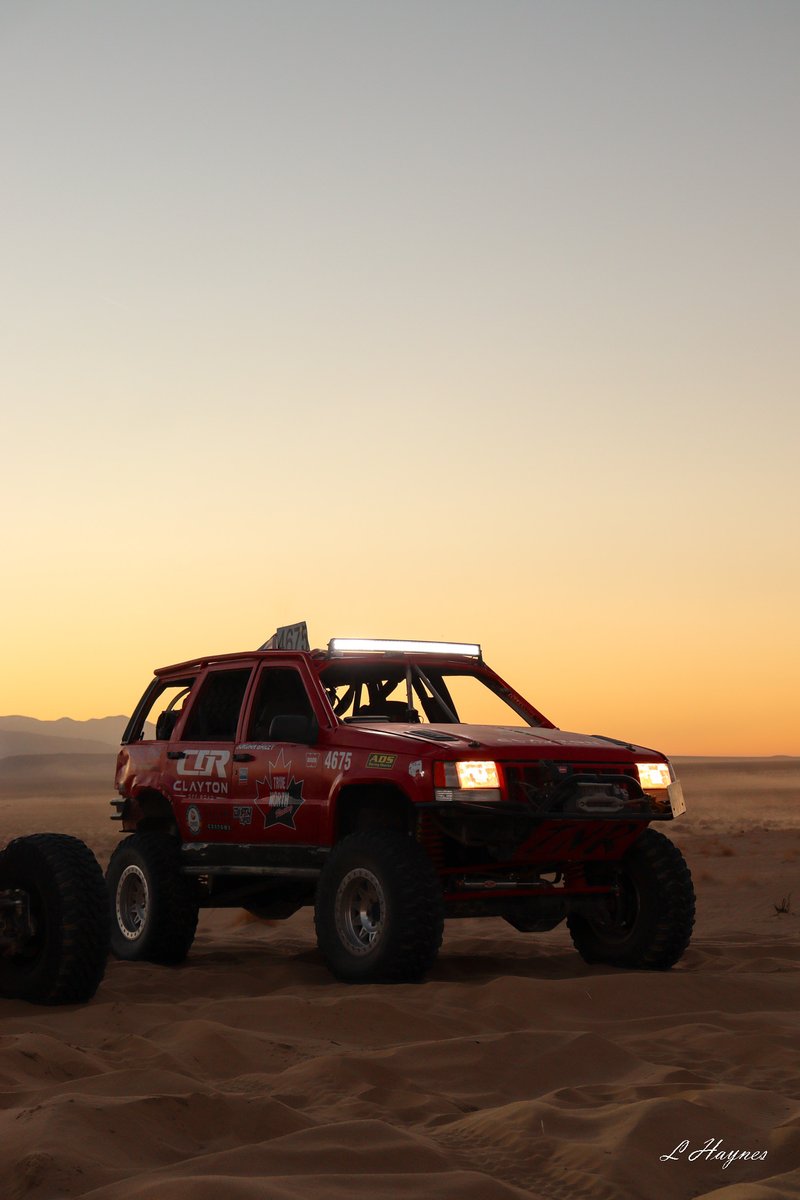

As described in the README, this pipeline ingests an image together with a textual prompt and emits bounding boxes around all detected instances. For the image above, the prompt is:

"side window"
[154,683,194,740]
[127,677,196,742]
[248,668,314,740]
[181,669,252,741]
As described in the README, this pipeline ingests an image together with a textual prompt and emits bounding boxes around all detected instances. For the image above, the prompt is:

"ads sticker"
[186,806,201,836]
[408,759,424,778]
[253,748,305,831]
[366,753,397,770]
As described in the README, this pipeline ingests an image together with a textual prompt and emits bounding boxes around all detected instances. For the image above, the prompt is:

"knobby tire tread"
[567,827,695,970]
[107,833,198,965]
[315,828,444,983]
[0,833,109,1005]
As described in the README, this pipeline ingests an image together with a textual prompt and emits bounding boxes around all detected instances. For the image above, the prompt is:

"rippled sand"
[0,758,798,1199]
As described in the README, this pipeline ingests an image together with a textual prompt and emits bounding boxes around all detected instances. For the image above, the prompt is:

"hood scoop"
[406,728,480,747]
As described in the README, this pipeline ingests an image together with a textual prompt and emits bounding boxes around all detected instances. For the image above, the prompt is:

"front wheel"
[0,834,109,1004]
[567,828,695,970]
[314,829,444,983]
[106,833,199,964]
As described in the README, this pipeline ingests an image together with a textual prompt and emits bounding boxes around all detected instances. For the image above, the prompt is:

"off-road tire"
[0,834,109,1005]
[567,828,695,970]
[314,829,444,983]
[106,833,198,964]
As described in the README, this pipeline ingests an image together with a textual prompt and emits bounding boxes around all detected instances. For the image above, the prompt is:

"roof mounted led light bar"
[328,637,482,660]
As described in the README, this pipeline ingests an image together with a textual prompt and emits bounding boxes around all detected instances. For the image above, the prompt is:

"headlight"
[434,760,502,801]
[455,761,499,789]
[637,762,671,789]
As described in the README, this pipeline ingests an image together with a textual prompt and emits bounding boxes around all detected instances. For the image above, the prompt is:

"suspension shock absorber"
[416,811,445,870]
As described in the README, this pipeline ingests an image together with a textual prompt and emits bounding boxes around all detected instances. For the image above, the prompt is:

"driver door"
[229,662,323,845]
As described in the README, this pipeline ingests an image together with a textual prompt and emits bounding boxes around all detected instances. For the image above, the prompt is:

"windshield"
[319,662,538,727]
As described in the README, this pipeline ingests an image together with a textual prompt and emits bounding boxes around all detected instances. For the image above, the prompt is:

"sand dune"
[1,760,798,1199]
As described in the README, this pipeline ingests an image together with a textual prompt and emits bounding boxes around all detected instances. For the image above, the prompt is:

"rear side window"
[124,677,196,743]
[248,668,314,740]
[181,669,252,741]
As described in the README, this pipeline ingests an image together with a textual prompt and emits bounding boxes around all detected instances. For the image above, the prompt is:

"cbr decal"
[177,750,230,777]
[254,748,305,830]
[174,749,230,796]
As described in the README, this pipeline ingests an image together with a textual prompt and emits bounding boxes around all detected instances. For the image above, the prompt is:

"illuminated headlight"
[637,762,671,789]
[434,760,502,802]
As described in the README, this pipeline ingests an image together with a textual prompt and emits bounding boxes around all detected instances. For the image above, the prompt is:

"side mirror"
[268,713,319,745]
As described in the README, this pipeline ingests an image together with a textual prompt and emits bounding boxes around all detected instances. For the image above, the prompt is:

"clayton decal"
[254,748,305,830]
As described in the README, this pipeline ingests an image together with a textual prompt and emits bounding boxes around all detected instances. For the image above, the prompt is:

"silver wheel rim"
[116,864,149,941]
[335,868,386,956]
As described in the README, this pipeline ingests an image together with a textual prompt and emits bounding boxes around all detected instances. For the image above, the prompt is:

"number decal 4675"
[324,750,351,772]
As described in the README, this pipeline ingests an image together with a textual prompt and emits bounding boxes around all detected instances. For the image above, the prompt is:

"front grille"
[504,761,645,816]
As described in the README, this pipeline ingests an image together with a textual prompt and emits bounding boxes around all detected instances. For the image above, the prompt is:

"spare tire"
[0,834,109,1004]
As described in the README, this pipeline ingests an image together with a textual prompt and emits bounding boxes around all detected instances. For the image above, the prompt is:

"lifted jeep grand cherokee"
[108,631,694,982]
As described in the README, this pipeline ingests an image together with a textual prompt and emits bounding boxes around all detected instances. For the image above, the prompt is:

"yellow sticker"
[366,753,397,770]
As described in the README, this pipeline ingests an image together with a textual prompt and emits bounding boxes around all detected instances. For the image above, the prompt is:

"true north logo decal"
[254,748,305,830]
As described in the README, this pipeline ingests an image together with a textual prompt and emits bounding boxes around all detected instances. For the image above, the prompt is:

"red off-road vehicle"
[108,627,694,982]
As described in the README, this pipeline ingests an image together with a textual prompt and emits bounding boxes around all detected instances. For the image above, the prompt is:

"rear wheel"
[314,829,444,983]
[0,834,109,1004]
[567,828,695,969]
[106,833,198,964]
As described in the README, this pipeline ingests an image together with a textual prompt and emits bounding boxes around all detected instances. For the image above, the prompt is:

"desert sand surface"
[1,757,798,1200]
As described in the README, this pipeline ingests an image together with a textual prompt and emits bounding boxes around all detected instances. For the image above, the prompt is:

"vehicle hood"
[355,723,662,761]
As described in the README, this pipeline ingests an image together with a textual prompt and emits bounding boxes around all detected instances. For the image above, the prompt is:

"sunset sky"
[1,2,798,754]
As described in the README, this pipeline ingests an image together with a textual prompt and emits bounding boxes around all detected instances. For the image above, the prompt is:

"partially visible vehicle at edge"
[108,624,695,983]
[0,834,109,1003]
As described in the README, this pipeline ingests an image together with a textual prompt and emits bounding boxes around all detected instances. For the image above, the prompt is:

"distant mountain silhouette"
[0,730,118,758]
[0,715,130,745]
[0,716,154,760]
[0,753,113,795]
